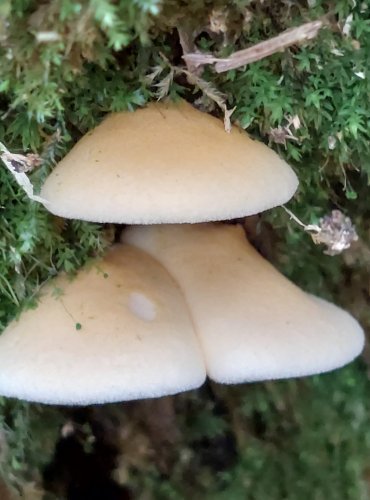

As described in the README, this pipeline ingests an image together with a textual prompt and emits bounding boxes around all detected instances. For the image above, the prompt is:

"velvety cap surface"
[41,100,298,223]
[123,223,364,383]
[0,245,206,404]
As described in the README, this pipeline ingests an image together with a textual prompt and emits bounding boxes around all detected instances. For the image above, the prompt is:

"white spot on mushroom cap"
[128,291,156,321]
[0,245,206,405]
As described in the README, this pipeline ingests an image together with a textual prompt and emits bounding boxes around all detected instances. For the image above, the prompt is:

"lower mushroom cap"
[123,223,364,383]
[0,245,206,404]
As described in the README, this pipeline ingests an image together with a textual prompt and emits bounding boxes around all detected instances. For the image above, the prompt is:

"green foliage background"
[0,0,369,498]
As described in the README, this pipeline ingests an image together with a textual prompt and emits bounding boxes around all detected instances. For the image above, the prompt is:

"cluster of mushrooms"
[0,100,364,405]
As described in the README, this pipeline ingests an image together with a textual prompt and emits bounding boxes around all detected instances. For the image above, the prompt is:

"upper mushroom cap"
[40,100,298,224]
[0,245,206,404]
[123,223,364,383]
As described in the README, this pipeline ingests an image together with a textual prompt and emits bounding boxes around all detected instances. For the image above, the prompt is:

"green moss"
[0,0,369,497]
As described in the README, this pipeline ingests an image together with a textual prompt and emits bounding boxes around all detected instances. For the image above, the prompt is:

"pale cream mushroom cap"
[0,245,206,404]
[40,100,298,224]
[123,224,364,383]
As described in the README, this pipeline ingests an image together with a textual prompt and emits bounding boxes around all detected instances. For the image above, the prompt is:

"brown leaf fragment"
[0,142,47,204]
[284,207,358,256]
[312,210,359,256]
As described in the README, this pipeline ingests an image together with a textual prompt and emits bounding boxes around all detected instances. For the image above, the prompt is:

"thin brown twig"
[183,18,325,73]
[177,25,200,74]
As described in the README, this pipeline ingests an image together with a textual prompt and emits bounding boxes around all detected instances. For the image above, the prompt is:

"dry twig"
[183,19,324,73]
[177,25,200,74]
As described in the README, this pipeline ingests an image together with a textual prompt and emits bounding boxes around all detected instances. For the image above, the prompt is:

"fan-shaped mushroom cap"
[123,224,364,383]
[0,245,205,404]
[41,100,298,224]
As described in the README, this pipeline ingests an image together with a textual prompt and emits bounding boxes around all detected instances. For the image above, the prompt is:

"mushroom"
[0,244,206,404]
[123,223,364,383]
[40,100,298,224]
